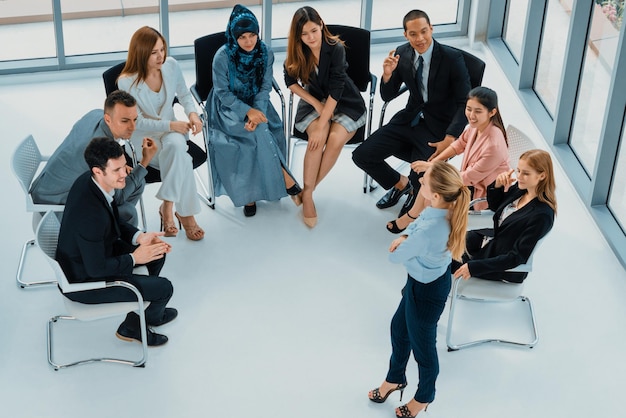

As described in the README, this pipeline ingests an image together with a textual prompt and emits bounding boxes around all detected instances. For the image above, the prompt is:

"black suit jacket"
[468,183,555,282]
[284,39,366,123]
[56,171,138,283]
[381,40,470,139]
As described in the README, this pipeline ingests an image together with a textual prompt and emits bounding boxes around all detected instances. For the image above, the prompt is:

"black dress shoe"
[116,323,168,346]
[376,183,412,209]
[398,190,417,218]
[149,307,178,327]
[243,203,257,217]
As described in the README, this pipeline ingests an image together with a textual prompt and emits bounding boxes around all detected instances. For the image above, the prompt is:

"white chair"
[11,135,64,288]
[466,124,536,230]
[36,211,150,370]
[446,236,547,351]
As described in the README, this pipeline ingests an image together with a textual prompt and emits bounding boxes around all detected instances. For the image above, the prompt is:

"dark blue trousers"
[385,267,451,403]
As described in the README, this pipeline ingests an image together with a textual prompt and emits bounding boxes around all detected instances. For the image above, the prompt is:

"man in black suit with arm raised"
[352,9,470,216]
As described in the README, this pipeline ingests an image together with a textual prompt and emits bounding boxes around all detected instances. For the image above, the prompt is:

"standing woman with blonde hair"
[118,26,204,240]
[284,6,366,227]
[368,161,470,417]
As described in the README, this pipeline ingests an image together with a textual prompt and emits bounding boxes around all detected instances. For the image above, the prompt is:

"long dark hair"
[284,6,342,85]
[467,86,507,145]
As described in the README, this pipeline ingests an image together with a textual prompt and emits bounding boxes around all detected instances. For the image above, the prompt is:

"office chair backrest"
[12,135,42,196]
[102,61,126,96]
[448,46,486,89]
[326,25,372,92]
[506,124,535,169]
[36,211,60,261]
[193,32,227,102]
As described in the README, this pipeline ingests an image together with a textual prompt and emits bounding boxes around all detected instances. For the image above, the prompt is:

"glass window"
[569,2,621,176]
[609,118,626,233]
[608,117,626,232]
[272,0,361,40]
[502,0,530,62]
[0,0,56,61]
[169,1,261,48]
[371,0,459,30]
[533,0,571,116]
[61,0,159,56]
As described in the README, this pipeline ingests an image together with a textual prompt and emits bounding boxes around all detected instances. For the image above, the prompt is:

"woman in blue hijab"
[206,4,300,217]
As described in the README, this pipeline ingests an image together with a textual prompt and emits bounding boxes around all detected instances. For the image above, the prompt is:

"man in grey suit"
[30,90,156,226]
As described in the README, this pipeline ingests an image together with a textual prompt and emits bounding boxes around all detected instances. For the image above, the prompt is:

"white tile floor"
[2,40,626,418]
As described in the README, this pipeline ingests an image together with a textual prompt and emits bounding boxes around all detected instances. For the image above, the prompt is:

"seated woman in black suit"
[453,149,557,283]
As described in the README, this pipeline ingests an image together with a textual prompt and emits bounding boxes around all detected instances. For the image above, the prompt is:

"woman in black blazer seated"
[453,149,557,283]
[284,6,366,228]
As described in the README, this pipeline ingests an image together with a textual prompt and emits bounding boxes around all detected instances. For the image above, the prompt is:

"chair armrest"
[190,84,206,111]
[63,280,108,293]
[387,85,409,102]
[468,197,488,215]
[379,85,409,129]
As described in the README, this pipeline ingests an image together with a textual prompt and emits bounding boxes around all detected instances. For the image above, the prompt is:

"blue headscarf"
[226,4,268,106]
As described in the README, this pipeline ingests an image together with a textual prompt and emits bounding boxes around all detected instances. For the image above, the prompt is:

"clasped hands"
[245,108,267,132]
[132,232,172,265]
[170,112,203,135]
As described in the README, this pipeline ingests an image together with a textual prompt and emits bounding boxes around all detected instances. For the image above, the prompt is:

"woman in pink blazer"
[387,87,510,233]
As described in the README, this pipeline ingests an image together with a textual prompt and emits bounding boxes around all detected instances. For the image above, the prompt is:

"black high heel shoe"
[386,212,417,234]
[287,184,303,206]
[386,220,405,234]
[396,402,429,418]
[368,382,408,404]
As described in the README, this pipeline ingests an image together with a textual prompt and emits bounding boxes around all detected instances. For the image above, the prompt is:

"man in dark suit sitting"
[56,137,176,346]
[30,90,156,226]
[352,9,471,216]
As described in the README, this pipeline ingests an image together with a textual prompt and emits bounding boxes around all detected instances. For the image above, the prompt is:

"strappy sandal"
[395,402,429,418]
[368,382,407,404]
[159,204,178,237]
[174,212,204,241]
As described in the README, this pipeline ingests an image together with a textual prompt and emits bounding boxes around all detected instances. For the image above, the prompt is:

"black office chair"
[286,24,378,193]
[102,62,208,184]
[189,31,287,209]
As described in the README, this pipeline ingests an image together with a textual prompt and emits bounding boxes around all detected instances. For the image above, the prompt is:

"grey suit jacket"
[29,109,147,223]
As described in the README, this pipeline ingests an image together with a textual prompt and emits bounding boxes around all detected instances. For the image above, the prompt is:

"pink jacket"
[450,122,510,210]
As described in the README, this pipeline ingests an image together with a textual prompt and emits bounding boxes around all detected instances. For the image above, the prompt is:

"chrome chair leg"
[16,239,56,289]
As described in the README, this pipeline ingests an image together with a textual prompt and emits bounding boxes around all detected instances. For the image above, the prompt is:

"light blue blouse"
[388,206,452,283]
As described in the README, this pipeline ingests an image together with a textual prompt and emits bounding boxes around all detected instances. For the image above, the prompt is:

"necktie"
[411,55,425,127]
[111,198,120,222]
[415,55,424,95]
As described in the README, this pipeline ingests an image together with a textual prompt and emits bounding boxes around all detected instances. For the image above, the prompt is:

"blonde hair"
[284,6,342,85]
[519,149,557,214]
[119,26,167,88]
[429,161,470,261]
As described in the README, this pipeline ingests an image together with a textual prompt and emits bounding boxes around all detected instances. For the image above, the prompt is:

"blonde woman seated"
[453,149,557,283]
[118,26,204,241]
[387,86,510,234]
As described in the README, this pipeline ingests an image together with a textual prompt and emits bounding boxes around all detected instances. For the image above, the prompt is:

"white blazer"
[117,57,197,135]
